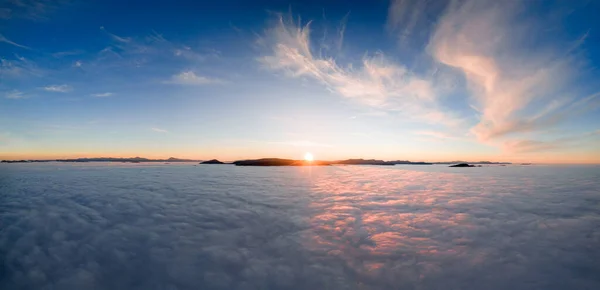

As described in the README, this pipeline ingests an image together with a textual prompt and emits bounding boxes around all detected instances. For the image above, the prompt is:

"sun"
[304,152,314,162]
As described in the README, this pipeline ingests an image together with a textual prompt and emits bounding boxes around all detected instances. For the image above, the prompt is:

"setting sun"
[304,152,314,162]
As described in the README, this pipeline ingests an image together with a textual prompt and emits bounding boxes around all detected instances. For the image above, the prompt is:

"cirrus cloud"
[43,84,72,93]
[164,71,226,85]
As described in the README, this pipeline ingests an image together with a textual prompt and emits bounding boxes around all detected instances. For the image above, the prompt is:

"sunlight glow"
[304,152,314,162]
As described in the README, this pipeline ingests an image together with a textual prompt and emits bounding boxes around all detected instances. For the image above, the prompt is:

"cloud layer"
[1,164,598,289]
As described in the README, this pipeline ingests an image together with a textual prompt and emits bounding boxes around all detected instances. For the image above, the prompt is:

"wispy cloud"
[0,0,69,21]
[0,33,30,49]
[100,26,131,43]
[165,71,225,85]
[51,49,85,58]
[174,46,219,62]
[258,14,460,126]
[386,0,429,45]
[413,130,458,140]
[428,0,598,142]
[43,84,72,93]
[73,60,82,67]
[4,90,25,99]
[151,127,168,133]
[1,56,43,78]
[91,92,113,97]
[503,130,600,153]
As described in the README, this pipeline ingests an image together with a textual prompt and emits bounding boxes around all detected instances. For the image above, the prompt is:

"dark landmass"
[1,157,510,166]
[388,160,433,165]
[232,158,433,166]
[233,158,331,166]
[334,159,394,165]
[449,163,476,167]
[200,159,225,164]
[435,161,511,165]
[1,157,201,163]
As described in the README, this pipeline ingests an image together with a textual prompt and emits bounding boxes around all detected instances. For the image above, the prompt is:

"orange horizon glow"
[2,150,600,165]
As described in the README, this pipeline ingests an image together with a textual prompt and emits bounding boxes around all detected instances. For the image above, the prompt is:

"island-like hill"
[200,159,225,164]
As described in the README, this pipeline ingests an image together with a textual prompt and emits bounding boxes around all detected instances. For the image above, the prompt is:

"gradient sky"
[1,0,600,163]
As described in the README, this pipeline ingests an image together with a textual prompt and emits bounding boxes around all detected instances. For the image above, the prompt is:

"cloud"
[73,60,82,67]
[151,127,168,133]
[0,0,69,21]
[2,164,597,289]
[91,92,113,97]
[413,130,458,140]
[173,46,219,62]
[100,26,131,43]
[503,130,600,153]
[43,84,72,93]
[428,0,599,141]
[386,0,429,45]
[165,71,225,85]
[258,14,460,126]
[0,33,30,49]
[4,90,25,99]
[1,56,43,78]
[51,50,85,58]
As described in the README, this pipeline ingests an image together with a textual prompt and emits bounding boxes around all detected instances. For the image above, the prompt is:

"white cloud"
[165,71,225,85]
[73,60,82,67]
[91,92,113,97]
[5,90,25,99]
[0,34,29,49]
[151,127,168,133]
[258,15,460,126]
[43,84,72,93]
[428,0,598,142]
[100,26,131,43]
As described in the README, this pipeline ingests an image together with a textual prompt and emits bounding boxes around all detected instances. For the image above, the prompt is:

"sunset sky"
[1,0,599,163]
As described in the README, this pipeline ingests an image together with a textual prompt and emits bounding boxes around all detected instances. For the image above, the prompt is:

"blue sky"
[1,0,599,163]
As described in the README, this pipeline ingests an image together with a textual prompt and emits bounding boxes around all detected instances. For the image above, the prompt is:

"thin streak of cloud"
[151,127,168,133]
[4,90,25,99]
[43,84,72,93]
[91,92,113,97]
[165,71,226,85]
[100,26,132,43]
[386,0,428,45]
[0,34,30,49]
[1,0,69,21]
[51,50,85,58]
[503,130,600,153]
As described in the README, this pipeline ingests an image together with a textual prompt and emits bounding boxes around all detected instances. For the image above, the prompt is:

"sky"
[1,0,599,163]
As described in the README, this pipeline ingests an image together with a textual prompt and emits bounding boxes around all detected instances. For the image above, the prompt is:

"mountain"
[200,159,225,164]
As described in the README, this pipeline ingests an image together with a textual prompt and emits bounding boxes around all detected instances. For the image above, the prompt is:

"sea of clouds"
[1,163,599,289]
